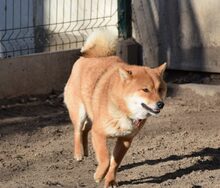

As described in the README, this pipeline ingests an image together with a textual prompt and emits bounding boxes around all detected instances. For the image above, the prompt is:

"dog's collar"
[130,118,145,128]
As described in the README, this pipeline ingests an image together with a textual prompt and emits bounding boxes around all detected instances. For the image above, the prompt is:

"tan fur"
[81,29,117,57]
[64,30,167,187]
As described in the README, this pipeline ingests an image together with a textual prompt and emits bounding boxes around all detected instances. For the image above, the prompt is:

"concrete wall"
[133,0,220,73]
[0,50,80,99]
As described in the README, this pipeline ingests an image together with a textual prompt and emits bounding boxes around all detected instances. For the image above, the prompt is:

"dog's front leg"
[104,137,133,188]
[92,128,110,183]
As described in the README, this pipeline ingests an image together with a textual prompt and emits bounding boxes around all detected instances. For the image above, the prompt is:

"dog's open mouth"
[141,103,160,115]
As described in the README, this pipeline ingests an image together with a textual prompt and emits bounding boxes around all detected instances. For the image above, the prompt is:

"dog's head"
[116,63,167,120]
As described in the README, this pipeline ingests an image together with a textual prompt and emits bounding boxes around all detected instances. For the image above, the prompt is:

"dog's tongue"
[133,119,143,128]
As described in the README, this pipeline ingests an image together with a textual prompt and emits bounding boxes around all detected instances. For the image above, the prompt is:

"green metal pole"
[118,0,132,39]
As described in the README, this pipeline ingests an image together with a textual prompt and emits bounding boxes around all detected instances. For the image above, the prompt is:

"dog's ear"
[118,68,132,81]
[156,62,167,77]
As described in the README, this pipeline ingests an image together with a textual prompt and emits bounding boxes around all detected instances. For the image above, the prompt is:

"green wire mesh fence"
[0,0,118,58]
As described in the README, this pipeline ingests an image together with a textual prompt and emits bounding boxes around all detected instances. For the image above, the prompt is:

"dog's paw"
[74,154,83,161]
[94,173,103,183]
[104,180,118,188]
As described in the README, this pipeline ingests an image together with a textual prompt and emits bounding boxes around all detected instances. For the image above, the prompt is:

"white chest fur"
[106,101,142,137]
[104,116,136,137]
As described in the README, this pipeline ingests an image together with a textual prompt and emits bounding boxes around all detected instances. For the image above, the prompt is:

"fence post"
[118,0,132,39]
[117,0,142,65]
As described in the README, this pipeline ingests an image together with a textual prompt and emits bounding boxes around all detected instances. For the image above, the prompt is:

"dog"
[64,30,167,187]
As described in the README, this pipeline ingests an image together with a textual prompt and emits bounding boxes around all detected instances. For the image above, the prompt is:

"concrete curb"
[0,49,80,99]
[168,83,220,97]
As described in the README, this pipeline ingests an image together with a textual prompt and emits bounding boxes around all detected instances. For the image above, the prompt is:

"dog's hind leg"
[68,102,87,161]
[64,86,88,161]
[82,118,92,157]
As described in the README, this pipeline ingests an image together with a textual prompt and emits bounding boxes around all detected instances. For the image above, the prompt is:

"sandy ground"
[0,86,220,188]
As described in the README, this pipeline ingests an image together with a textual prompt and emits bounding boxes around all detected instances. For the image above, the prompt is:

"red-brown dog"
[64,30,167,187]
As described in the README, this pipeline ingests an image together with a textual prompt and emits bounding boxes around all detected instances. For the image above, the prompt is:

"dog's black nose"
[157,101,164,109]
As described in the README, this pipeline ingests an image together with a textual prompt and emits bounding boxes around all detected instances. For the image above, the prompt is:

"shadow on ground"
[119,147,220,185]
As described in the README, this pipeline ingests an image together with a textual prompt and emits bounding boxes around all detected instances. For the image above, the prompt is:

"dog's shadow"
[118,147,220,186]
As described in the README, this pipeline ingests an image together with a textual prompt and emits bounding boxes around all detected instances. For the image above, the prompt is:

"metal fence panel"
[0,0,118,58]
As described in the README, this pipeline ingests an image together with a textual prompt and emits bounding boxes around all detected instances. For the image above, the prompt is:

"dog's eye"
[158,87,163,93]
[127,70,132,75]
[142,88,149,93]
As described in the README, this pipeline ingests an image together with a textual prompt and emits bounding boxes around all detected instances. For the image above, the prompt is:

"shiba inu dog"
[64,30,167,187]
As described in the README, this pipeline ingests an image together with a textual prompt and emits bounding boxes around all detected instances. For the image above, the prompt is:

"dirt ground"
[0,86,220,188]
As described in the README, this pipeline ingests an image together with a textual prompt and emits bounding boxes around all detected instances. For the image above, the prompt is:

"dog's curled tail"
[81,29,117,58]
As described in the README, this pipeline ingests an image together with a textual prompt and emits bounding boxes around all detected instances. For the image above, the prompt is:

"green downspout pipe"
[118,0,132,39]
